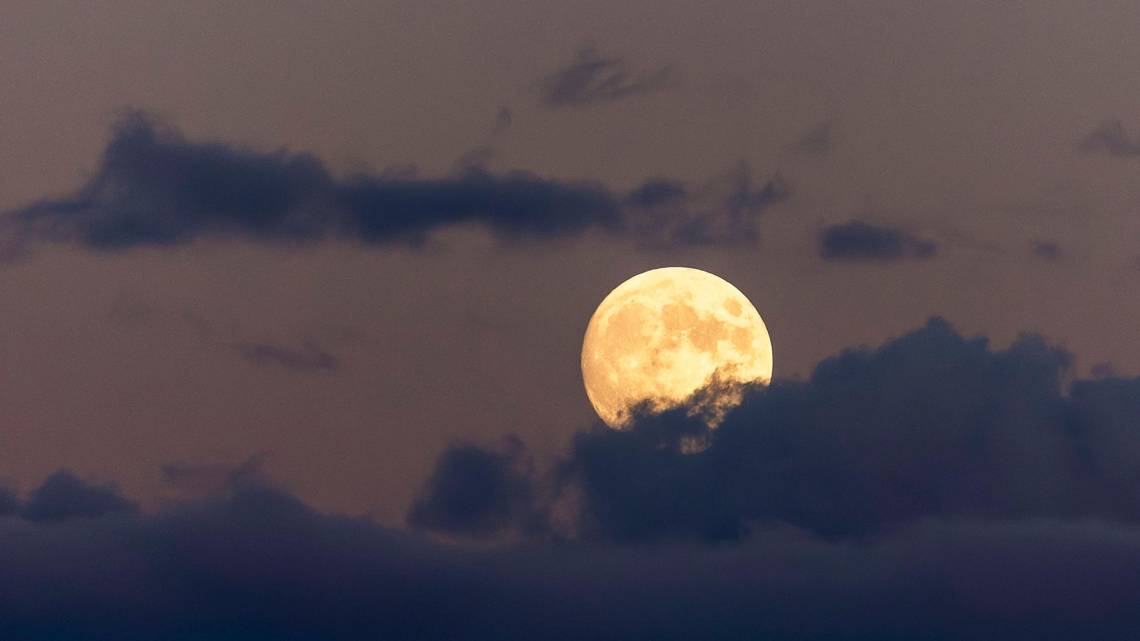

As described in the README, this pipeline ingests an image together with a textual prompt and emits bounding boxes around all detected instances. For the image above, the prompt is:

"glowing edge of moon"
[581,267,773,430]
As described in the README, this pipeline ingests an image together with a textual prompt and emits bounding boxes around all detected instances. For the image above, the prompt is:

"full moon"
[581,267,772,429]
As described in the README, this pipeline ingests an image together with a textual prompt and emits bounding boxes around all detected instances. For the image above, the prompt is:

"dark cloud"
[20,470,136,523]
[408,437,545,538]
[624,178,687,208]
[232,340,340,373]
[0,485,18,516]
[10,111,621,249]
[725,164,787,217]
[423,318,1140,545]
[6,112,786,254]
[1032,240,1064,261]
[335,169,622,245]
[1091,362,1117,379]
[10,319,1140,635]
[819,220,936,262]
[4,477,1140,638]
[1077,120,1140,157]
[626,167,789,247]
[14,112,333,249]
[561,318,1140,541]
[792,122,836,154]
[537,46,675,109]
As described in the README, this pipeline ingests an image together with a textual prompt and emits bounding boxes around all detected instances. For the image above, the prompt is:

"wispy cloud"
[537,46,675,109]
[791,122,836,155]
[1078,120,1140,157]
[1032,240,1063,261]
[819,220,936,262]
[231,341,340,373]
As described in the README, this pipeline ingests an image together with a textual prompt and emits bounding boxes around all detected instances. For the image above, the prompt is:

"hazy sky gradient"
[4,1,1140,521]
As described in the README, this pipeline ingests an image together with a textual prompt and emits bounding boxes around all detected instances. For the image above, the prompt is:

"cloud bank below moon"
[4,319,1140,637]
[3,471,1140,639]
[419,317,1140,542]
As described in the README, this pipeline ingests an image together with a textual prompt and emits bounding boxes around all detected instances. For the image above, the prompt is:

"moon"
[581,267,772,430]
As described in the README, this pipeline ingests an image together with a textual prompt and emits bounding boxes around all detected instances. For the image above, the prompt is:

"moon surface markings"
[581,267,773,429]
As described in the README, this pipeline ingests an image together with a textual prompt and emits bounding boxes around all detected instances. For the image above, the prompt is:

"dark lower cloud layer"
[407,436,545,538]
[0,470,135,525]
[6,320,1140,636]
[6,112,785,254]
[2,482,1140,639]
[0,486,18,516]
[19,470,136,523]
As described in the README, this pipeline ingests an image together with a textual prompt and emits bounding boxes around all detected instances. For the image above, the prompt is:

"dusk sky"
[6,2,1140,638]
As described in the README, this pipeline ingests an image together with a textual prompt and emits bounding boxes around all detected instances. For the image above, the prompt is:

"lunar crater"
[582,267,772,430]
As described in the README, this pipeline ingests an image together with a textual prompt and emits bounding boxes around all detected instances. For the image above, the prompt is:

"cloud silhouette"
[6,112,786,254]
[820,220,936,262]
[625,166,789,247]
[408,437,545,538]
[624,178,688,209]
[420,318,1140,545]
[20,470,136,523]
[537,46,675,109]
[231,340,340,373]
[1078,120,1140,157]
[0,485,18,517]
[561,318,1119,541]
[1032,240,1064,261]
[2,478,1140,639]
[7,319,1140,636]
[8,112,621,250]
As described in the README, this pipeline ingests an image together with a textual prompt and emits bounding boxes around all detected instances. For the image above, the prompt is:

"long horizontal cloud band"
[8,112,786,251]
[1,484,1140,639]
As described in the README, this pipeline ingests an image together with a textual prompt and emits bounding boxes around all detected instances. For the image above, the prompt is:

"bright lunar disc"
[581,267,772,429]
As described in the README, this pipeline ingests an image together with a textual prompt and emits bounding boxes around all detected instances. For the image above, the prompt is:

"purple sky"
[4,1,1140,523]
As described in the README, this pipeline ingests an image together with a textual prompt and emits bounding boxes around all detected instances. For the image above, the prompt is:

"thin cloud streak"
[819,220,936,262]
[1078,120,1140,157]
[231,341,341,373]
[2,480,1140,639]
[537,45,676,109]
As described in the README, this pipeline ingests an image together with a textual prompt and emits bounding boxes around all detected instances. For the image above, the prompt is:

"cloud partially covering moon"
[581,267,772,430]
